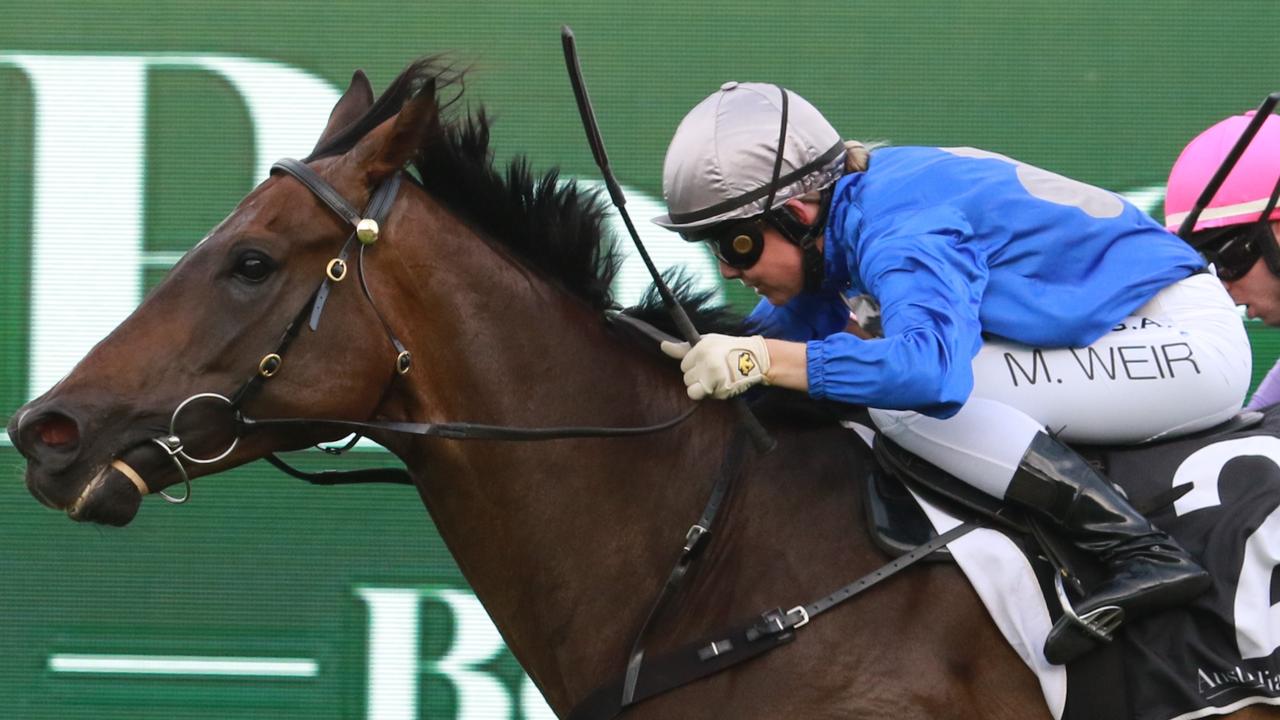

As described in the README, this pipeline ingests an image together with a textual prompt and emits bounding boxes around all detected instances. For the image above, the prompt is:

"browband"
[271,158,363,226]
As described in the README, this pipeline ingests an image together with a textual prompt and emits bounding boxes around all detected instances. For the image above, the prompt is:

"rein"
[125,158,703,500]
[238,405,700,443]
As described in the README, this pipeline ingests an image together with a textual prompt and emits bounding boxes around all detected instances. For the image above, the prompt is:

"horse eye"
[232,251,275,283]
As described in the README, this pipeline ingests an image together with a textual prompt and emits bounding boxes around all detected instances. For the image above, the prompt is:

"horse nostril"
[36,414,79,448]
[21,411,82,456]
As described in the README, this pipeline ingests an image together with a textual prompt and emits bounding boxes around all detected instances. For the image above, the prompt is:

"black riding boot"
[1005,431,1211,665]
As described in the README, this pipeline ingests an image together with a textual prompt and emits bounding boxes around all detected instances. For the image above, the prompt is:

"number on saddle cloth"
[863,411,1267,572]
[1072,407,1280,718]
[860,408,1280,720]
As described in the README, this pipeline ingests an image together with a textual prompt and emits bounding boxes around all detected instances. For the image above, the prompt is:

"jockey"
[654,82,1251,664]
[1166,109,1280,410]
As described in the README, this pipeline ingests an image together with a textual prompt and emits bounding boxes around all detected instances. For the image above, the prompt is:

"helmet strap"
[759,86,790,216]
[801,243,826,294]
[765,187,833,293]
[760,85,825,293]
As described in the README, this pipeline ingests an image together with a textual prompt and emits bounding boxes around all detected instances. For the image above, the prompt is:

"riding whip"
[560,26,775,452]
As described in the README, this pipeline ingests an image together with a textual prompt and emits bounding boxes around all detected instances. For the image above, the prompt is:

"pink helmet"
[1165,110,1280,233]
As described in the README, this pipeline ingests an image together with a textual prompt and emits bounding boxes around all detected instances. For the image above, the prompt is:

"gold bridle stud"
[356,218,380,245]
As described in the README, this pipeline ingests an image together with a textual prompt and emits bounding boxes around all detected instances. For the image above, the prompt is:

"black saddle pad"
[860,409,1280,720]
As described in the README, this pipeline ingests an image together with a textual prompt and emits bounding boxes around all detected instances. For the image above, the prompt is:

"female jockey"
[654,82,1252,664]
[1166,109,1280,410]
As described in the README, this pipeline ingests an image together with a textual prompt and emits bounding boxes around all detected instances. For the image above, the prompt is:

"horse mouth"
[27,464,143,527]
[25,473,62,510]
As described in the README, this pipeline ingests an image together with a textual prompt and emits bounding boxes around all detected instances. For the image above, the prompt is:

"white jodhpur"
[870,272,1252,498]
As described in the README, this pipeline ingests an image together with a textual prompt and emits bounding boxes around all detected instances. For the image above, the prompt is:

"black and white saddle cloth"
[871,406,1280,720]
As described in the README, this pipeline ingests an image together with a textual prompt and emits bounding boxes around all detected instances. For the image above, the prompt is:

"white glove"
[660,334,771,400]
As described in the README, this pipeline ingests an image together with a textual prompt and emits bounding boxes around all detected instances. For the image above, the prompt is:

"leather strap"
[308,171,402,331]
[271,158,363,226]
[310,235,357,331]
[253,312,706,487]
[239,404,701,442]
[268,159,402,332]
[229,288,320,409]
[569,520,977,720]
[264,454,413,486]
[799,521,976,621]
[569,615,797,720]
[620,429,747,706]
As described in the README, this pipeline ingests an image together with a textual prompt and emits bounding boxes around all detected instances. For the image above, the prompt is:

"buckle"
[683,524,708,554]
[745,607,804,642]
[787,605,810,629]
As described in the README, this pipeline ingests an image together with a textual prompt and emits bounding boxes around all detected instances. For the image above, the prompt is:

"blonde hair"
[844,139,886,173]
[792,140,882,203]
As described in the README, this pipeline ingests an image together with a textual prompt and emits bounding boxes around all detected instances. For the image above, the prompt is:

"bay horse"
[8,57,1276,720]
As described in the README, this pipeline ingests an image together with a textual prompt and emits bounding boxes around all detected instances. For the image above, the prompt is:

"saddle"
[861,410,1266,656]
[864,410,1267,554]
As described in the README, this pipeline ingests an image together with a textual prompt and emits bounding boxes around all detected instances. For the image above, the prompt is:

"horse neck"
[376,195,737,708]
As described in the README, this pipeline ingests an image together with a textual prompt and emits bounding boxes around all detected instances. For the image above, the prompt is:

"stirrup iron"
[1044,572,1124,664]
[1055,573,1124,640]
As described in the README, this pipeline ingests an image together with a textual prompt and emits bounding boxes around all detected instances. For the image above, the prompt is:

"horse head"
[7,65,461,525]
[7,58,790,713]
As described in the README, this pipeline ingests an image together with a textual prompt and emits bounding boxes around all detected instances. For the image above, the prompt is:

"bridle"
[123,157,700,503]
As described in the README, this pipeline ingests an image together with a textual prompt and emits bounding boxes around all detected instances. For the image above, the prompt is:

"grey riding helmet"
[652,81,848,233]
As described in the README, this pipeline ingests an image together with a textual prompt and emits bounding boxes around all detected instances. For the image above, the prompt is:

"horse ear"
[311,70,375,154]
[352,79,439,185]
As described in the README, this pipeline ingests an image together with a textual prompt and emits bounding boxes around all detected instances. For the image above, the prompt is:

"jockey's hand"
[660,334,771,400]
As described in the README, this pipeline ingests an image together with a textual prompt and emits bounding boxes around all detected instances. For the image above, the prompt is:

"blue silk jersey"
[747,146,1205,418]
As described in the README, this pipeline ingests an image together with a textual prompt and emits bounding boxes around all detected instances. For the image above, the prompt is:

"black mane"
[625,272,745,336]
[306,56,738,337]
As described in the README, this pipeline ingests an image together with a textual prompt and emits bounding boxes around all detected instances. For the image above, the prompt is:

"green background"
[3,2,1280,718]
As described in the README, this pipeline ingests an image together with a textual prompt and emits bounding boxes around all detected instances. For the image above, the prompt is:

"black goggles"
[1198,224,1267,282]
[682,219,767,270]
